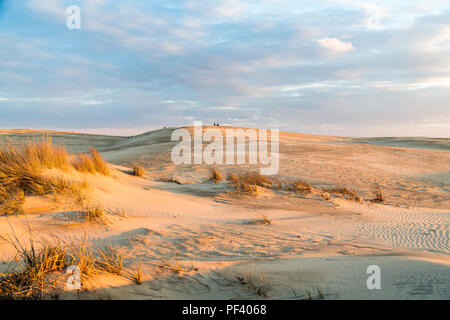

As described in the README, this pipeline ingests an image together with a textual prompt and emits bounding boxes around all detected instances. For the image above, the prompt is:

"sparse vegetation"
[228,173,272,194]
[0,233,123,299]
[286,180,312,194]
[162,249,196,275]
[74,148,110,176]
[95,245,123,275]
[0,186,24,215]
[132,263,144,285]
[210,169,223,183]
[373,186,384,202]
[159,176,194,185]
[249,215,272,225]
[82,203,105,223]
[132,165,146,177]
[0,138,91,215]
[236,271,269,298]
[261,215,272,224]
[324,187,362,202]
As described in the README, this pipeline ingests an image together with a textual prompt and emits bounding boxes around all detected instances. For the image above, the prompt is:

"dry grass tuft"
[0,186,24,215]
[0,233,123,299]
[228,173,272,194]
[210,169,223,183]
[261,215,272,225]
[74,148,109,176]
[324,187,362,202]
[286,180,312,194]
[373,186,384,202]
[161,249,196,275]
[236,271,269,298]
[229,173,240,190]
[74,154,96,174]
[0,138,91,215]
[89,148,110,176]
[248,215,272,225]
[82,204,105,223]
[95,245,123,275]
[132,165,146,177]
[132,263,144,285]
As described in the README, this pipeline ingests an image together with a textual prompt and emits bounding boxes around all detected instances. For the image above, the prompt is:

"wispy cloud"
[315,37,355,52]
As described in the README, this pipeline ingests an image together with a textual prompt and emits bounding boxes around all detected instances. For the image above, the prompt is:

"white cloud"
[315,37,355,52]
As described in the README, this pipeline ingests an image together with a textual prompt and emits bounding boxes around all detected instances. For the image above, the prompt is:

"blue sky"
[1,0,450,137]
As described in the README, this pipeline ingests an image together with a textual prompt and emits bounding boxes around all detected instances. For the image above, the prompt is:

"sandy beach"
[0,127,448,300]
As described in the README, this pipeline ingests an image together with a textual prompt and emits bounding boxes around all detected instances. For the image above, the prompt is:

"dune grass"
[0,137,92,215]
[324,187,362,202]
[132,263,144,285]
[132,165,146,177]
[286,180,312,194]
[228,173,273,194]
[210,169,223,183]
[82,203,105,223]
[74,148,110,176]
[373,186,384,202]
[0,233,123,299]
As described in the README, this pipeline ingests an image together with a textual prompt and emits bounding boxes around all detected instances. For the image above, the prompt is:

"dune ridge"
[0,127,448,300]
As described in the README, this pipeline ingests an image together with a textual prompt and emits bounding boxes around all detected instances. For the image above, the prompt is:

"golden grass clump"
[75,154,96,174]
[210,169,223,183]
[236,271,269,298]
[0,234,123,299]
[0,186,25,215]
[74,148,109,176]
[324,187,362,202]
[75,148,110,176]
[82,204,105,223]
[95,246,123,275]
[132,165,146,177]
[89,148,110,176]
[22,137,70,171]
[373,186,384,202]
[286,180,312,194]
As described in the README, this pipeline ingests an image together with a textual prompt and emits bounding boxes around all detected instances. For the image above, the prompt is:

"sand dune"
[0,127,448,300]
